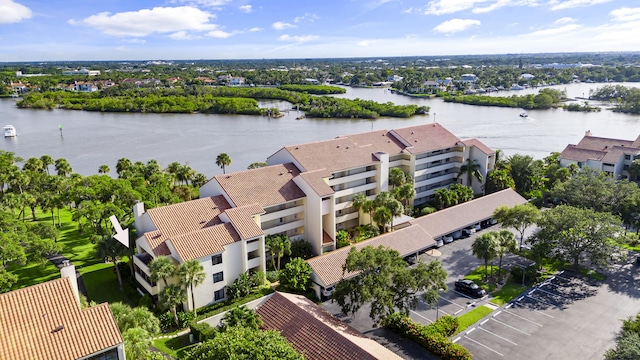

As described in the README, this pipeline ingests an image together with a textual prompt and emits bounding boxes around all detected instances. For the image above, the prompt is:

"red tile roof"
[463,138,495,155]
[0,278,122,360]
[168,223,241,261]
[214,163,305,207]
[224,204,265,240]
[257,292,402,360]
[390,123,462,154]
[144,196,231,256]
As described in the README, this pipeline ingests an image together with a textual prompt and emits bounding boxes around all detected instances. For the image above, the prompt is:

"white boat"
[519,112,528,118]
[511,84,524,90]
[4,125,17,137]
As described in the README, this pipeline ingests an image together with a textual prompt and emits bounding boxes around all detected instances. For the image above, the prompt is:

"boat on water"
[519,112,528,118]
[511,84,524,90]
[4,125,17,137]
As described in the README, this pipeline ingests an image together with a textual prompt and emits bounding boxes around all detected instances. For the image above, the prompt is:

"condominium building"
[559,131,640,179]
[133,123,494,308]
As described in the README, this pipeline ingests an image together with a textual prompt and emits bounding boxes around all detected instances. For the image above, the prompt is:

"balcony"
[247,257,262,270]
[261,205,304,222]
[263,219,304,236]
[335,211,358,224]
[327,169,377,187]
[246,239,260,253]
[334,182,377,199]
[415,173,457,188]
[415,151,463,166]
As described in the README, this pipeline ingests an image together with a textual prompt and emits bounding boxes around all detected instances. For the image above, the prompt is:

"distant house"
[73,81,98,92]
[386,75,403,82]
[62,68,101,76]
[559,131,640,179]
[228,77,245,86]
[10,81,28,94]
[0,266,124,360]
[460,73,477,83]
[256,292,403,360]
[304,78,320,84]
[520,73,536,80]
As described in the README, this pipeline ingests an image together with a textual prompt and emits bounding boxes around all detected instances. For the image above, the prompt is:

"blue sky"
[1,0,639,61]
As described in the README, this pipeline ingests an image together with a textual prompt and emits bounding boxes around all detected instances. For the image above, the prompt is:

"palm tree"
[220,306,263,331]
[216,153,232,174]
[148,256,176,287]
[472,233,499,281]
[123,327,153,360]
[95,237,127,289]
[54,158,72,177]
[179,260,206,316]
[495,230,517,271]
[373,206,392,233]
[159,284,185,327]
[40,155,54,175]
[116,157,132,178]
[98,165,110,174]
[265,235,291,270]
[394,183,416,209]
[458,158,483,188]
[388,168,407,190]
[351,193,374,225]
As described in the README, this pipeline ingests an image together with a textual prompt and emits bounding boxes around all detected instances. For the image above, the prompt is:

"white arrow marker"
[109,215,129,247]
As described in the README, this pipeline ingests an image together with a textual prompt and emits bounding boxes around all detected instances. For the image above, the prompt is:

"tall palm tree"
[40,155,54,175]
[98,165,110,174]
[458,158,483,188]
[394,183,416,209]
[351,193,374,225]
[148,256,176,287]
[388,168,407,190]
[373,206,392,233]
[160,284,186,327]
[95,237,127,289]
[54,158,72,177]
[216,153,232,174]
[265,235,291,270]
[123,328,153,360]
[116,157,132,178]
[472,233,499,281]
[179,260,206,316]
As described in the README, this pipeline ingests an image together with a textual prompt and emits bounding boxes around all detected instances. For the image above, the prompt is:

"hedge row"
[383,313,472,360]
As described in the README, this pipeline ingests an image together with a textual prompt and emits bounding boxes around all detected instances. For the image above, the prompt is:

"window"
[211,254,222,266]
[625,154,631,160]
[214,288,225,301]
[213,272,224,283]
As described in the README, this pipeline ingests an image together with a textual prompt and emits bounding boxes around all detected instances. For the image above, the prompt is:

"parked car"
[454,279,487,298]
[435,238,444,247]
[404,255,417,265]
[443,235,454,244]
[473,223,482,231]
[462,227,476,236]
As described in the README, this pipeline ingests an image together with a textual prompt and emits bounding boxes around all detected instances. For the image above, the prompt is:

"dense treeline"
[442,88,565,110]
[591,85,640,114]
[277,84,346,94]
[17,85,427,118]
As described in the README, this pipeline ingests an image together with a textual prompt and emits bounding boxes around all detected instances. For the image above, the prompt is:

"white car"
[473,223,482,231]
[322,286,335,298]
[443,235,454,243]
[435,238,444,247]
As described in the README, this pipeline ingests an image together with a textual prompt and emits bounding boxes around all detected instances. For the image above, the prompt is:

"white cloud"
[357,40,376,46]
[239,5,252,13]
[279,34,319,42]
[610,7,640,22]
[123,38,147,44]
[272,21,296,30]
[548,0,612,11]
[293,14,319,23]
[249,27,262,32]
[170,0,231,7]
[0,0,32,24]
[554,17,576,24]
[69,6,217,37]
[433,19,481,34]
[206,30,232,38]
[169,31,200,40]
[423,0,538,15]
[526,23,581,36]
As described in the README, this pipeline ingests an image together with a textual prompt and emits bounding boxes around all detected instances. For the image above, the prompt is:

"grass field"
[456,305,494,334]
[8,207,131,304]
[152,334,195,359]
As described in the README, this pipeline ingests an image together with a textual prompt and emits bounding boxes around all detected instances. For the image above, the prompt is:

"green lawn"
[490,278,528,306]
[456,305,494,334]
[463,265,506,293]
[153,334,195,359]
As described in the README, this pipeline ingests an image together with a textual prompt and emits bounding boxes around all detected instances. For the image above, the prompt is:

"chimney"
[133,201,145,234]
[60,260,80,304]
[585,130,592,137]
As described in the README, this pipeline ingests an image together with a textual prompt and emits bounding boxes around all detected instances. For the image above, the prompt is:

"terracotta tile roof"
[298,169,334,197]
[257,292,402,360]
[463,138,495,155]
[281,129,405,172]
[575,135,635,151]
[0,278,122,360]
[390,123,462,154]
[224,204,265,240]
[144,196,231,256]
[168,223,240,261]
[560,145,606,162]
[410,188,527,239]
[214,163,305,207]
[307,225,435,287]
[601,147,628,164]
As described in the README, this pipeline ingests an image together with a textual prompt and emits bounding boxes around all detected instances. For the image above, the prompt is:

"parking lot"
[451,270,625,360]
[409,281,491,325]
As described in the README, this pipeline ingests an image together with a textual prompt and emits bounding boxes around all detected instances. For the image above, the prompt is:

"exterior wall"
[293,177,324,255]
[261,200,305,238]
[466,146,492,194]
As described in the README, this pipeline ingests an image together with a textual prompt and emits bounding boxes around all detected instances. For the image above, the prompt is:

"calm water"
[1,82,638,177]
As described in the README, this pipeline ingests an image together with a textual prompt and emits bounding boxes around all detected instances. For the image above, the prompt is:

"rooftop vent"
[51,325,64,333]
[411,131,414,134]
[288,169,293,173]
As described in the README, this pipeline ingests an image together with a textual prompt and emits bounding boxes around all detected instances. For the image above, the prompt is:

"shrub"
[158,311,175,331]
[290,240,314,260]
[383,313,471,360]
[511,266,538,285]
[250,271,266,287]
[266,271,280,283]
[178,311,196,328]
[189,322,217,342]
[138,294,154,309]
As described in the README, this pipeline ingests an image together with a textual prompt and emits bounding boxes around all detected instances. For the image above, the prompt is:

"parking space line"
[490,318,531,335]
[453,309,464,315]
[535,287,568,299]
[452,337,461,343]
[453,290,475,300]
[478,326,518,345]
[463,335,504,357]
[503,309,543,327]
[526,294,560,309]
[440,295,466,309]
[410,310,433,323]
